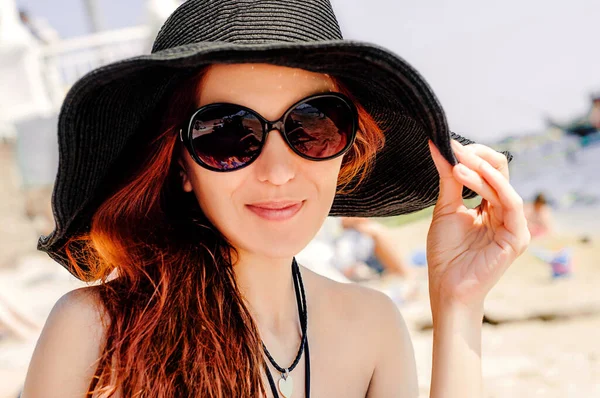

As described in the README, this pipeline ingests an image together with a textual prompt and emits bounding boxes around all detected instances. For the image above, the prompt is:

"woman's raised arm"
[426,140,530,397]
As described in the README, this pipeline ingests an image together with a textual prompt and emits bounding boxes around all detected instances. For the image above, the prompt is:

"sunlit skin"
[176,63,413,397]
[176,63,531,396]
[178,63,342,261]
[21,62,530,398]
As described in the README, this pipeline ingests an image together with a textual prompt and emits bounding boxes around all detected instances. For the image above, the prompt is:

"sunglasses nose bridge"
[266,120,286,134]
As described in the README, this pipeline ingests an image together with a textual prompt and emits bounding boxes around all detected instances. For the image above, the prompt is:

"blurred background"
[0,0,598,397]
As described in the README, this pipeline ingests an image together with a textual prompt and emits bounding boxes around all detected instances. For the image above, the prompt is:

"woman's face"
[178,63,343,259]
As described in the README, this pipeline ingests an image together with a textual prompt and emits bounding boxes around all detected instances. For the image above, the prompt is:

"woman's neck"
[232,251,300,335]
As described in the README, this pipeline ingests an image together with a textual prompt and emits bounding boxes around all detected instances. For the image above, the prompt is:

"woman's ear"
[177,158,193,193]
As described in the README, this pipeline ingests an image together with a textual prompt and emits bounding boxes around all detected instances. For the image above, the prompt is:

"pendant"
[278,369,294,398]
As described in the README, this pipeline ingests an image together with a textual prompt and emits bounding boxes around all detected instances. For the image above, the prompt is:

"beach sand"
[1,139,599,397]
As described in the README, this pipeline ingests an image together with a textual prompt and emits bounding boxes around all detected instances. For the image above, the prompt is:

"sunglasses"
[179,92,358,172]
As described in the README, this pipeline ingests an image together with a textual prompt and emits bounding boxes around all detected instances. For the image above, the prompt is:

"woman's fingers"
[477,160,528,237]
[452,163,502,209]
[431,139,527,245]
[452,144,528,239]
[428,140,464,214]
[451,140,510,180]
[447,140,506,211]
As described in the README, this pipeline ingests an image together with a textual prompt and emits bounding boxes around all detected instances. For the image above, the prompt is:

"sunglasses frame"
[179,92,359,172]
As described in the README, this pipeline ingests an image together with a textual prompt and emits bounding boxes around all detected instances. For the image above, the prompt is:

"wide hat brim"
[37,39,511,273]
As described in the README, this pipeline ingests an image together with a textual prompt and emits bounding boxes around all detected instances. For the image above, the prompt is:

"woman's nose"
[253,129,297,186]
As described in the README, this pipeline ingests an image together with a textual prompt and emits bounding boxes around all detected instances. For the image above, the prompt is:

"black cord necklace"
[263,258,310,397]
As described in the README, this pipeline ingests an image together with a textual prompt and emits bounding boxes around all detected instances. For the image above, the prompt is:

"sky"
[16,0,146,35]
[14,0,600,141]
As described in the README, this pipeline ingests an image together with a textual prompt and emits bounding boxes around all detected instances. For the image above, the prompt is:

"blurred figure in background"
[297,216,416,283]
[525,192,574,278]
[337,217,415,281]
[296,216,421,306]
[524,192,555,239]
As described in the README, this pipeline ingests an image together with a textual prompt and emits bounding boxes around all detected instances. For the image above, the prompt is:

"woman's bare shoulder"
[21,285,108,398]
[46,285,108,337]
[301,265,406,328]
[301,265,418,395]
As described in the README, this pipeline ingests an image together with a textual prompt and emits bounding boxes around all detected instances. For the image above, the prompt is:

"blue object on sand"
[411,249,427,267]
[550,248,573,278]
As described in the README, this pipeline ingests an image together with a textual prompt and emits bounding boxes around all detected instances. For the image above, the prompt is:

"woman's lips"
[246,201,304,221]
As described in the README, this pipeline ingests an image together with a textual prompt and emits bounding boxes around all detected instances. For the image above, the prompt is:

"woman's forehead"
[196,63,335,118]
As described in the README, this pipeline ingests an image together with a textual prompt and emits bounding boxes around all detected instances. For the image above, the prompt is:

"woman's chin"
[231,231,314,259]
[259,238,311,258]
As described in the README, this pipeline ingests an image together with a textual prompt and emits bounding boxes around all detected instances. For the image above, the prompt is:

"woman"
[21,0,530,397]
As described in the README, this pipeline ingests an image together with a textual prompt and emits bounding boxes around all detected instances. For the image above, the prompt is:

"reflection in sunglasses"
[187,96,353,170]
[288,110,345,158]
[190,110,264,170]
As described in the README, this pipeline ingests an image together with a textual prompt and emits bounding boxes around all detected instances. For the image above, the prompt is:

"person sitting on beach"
[299,216,415,283]
[21,1,530,397]
[524,193,555,239]
[524,193,576,277]
[336,217,415,281]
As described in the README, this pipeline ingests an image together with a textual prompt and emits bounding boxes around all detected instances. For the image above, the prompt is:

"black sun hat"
[38,0,510,271]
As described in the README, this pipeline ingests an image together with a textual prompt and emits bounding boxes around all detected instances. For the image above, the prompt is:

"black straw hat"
[38,0,510,272]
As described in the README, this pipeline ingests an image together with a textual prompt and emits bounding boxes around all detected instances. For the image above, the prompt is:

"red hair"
[62,66,385,396]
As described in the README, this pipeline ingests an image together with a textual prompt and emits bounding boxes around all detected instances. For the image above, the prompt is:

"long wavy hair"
[63,65,386,397]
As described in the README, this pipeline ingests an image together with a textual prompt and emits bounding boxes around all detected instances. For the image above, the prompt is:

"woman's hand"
[426,140,530,317]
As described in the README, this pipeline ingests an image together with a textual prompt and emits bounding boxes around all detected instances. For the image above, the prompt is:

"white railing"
[40,25,152,108]
[0,25,152,141]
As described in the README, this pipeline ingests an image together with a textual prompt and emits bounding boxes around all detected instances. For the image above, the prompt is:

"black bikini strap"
[263,258,310,397]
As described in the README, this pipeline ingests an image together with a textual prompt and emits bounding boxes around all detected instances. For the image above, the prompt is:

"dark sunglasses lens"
[190,106,263,170]
[285,96,354,159]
